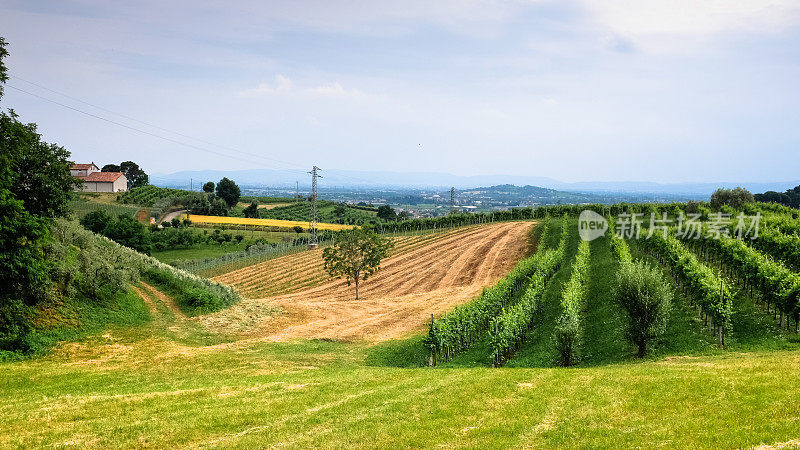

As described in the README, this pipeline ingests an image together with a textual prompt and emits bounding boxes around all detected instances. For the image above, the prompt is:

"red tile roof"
[71,163,99,170]
[84,172,123,183]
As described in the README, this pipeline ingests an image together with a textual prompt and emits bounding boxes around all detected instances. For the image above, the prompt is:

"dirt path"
[131,281,185,325]
[203,221,534,342]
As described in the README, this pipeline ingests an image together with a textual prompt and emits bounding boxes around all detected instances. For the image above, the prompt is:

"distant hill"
[152,168,800,197]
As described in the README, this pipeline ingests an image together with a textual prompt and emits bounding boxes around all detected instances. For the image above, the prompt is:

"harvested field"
[207,221,534,341]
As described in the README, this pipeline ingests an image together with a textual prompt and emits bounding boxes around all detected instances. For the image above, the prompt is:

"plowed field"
[206,221,534,341]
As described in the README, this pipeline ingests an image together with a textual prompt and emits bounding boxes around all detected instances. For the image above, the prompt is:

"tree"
[202,181,215,193]
[614,261,672,357]
[209,197,228,216]
[102,213,152,254]
[0,190,51,351]
[0,37,67,351]
[0,37,7,99]
[377,204,397,221]
[80,210,111,234]
[397,211,410,220]
[243,202,259,218]
[710,187,754,210]
[119,161,149,189]
[215,177,241,208]
[322,228,393,300]
[100,161,148,188]
[1,110,80,217]
[754,191,792,207]
[292,225,304,234]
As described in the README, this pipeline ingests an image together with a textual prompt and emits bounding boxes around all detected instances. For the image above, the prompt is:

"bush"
[182,287,222,312]
[79,210,111,234]
[554,239,590,366]
[615,261,672,357]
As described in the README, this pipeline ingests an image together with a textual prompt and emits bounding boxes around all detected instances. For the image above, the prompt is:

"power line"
[5,83,286,170]
[6,76,379,186]
[10,75,305,172]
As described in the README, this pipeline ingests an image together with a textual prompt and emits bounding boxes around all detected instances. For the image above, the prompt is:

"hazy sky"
[1,0,799,183]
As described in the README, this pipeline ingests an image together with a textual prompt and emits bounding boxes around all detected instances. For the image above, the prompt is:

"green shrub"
[182,287,221,312]
[554,239,591,366]
[615,261,672,357]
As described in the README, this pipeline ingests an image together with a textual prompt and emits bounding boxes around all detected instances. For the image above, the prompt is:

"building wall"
[112,176,127,192]
[83,182,113,192]
[70,166,99,178]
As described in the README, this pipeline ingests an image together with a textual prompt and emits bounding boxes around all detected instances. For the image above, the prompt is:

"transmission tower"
[308,166,322,248]
[450,187,456,214]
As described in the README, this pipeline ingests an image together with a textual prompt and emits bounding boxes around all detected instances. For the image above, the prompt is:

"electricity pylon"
[308,166,322,248]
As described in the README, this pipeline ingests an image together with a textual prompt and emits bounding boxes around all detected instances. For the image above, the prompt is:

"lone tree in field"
[215,177,241,208]
[322,228,393,300]
[614,261,672,357]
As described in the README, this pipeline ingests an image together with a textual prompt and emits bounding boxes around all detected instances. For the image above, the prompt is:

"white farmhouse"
[71,163,128,192]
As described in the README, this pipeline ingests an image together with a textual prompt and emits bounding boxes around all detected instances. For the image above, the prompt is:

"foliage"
[121,161,149,188]
[0,191,51,351]
[710,187,754,210]
[554,239,591,366]
[150,228,202,251]
[120,185,189,206]
[755,185,800,208]
[640,232,732,344]
[614,261,672,357]
[0,37,7,98]
[689,231,800,328]
[202,181,215,193]
[99,213,152,254]
[488,245,563,366]
[150,196,183,219]
[79,210,111,234]
[0,110,80,217]
[258,200,378,225]
[322,228,393,299]
[429,220,569,363]
[101,163,120,172]
[607,216,632,264]
[243,202,258,218]
[376,205,397,221]
[215,177,241,209]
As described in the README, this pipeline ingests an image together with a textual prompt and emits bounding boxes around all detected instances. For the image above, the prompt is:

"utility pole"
[450,187,456,215]
[190,178,193,191]
[308,166,322,249]
[296,181,299,202]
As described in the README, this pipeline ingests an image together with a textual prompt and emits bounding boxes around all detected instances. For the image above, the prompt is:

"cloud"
[582,0,800,36]
[238,75,363,99]
[600,35,636,53]
[238,74,293,97]
[307,82,363,98]
[580,0,800,53]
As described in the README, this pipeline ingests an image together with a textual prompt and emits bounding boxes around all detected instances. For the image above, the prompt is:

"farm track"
[203,221,534,342]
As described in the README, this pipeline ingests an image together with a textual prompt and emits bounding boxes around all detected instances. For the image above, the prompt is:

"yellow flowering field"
[180,214,356,231]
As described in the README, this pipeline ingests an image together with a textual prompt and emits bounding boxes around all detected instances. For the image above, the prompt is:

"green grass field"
[4,220,800,448]
[3,322,800,448]
[151,227,308,264]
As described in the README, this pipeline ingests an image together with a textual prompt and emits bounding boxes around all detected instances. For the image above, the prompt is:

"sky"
[1,0,799,184]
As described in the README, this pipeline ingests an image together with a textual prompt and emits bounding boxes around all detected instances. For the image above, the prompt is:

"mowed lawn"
[3,329,800,448]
